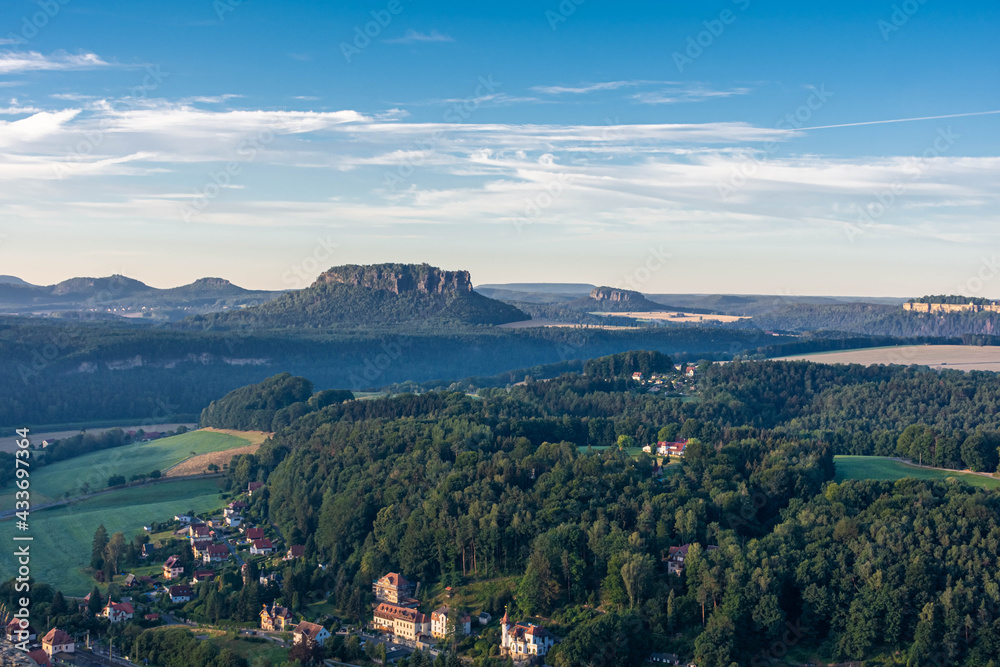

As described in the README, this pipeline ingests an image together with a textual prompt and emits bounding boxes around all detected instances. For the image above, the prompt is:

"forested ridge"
[0,316,789,427]
[210,355,1000,665]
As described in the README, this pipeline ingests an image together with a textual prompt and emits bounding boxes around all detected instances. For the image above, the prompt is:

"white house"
[294,621,331,647]
[102,601,134,623]
[431,606,471,639]
[500,610,554,658]
[250,538,275,555]
[168,585,193,604]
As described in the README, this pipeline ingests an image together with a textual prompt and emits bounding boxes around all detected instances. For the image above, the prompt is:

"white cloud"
[383,29,453,44]
[0,51,110,74]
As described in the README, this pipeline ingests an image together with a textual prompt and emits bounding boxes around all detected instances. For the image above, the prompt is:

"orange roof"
[42,628,73,645]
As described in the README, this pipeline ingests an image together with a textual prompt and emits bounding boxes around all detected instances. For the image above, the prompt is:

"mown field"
[2,429,252,505]
[777,344,1000,372]
[0,478,227,595]
[834,455,1000,489]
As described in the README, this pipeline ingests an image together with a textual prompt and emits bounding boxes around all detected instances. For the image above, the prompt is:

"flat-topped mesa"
[590,286,643,303]
[315,263,473,295]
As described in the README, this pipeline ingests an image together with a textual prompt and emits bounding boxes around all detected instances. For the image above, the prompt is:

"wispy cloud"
[530,80,667,95]
[631,86,751,104]
[0,51,110,74]
[383,29,453,44]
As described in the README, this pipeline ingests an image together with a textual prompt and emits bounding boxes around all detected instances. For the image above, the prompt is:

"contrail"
[800,109,1000,131]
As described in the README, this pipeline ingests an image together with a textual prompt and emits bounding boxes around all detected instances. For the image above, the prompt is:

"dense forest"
[204,354,1000,665]
[8,354,1000,664]
[0,315,789,427]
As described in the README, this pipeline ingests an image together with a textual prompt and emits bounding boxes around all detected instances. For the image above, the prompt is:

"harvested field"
[776,344,1000,371]
[594,310,748,323]
[165,443,260,477]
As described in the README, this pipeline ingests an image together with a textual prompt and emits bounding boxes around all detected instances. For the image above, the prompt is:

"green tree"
[91,524,109,570]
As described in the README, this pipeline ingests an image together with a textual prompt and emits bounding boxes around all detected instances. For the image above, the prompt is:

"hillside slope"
[187,263,529,329]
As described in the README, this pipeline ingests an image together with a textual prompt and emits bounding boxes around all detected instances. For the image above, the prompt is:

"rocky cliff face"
[315,263,473,295]
[590,287,643,303]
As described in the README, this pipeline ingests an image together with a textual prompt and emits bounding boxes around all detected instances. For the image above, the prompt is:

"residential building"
[260,603,293,632]
[140,543,155,558]
[41,628,74,658]
[162,555,184,580]
[102,602,134,623]
[478,612,492,626]
[649,653,681,665]
[373,572,417,606]
[27,648,51,667]
[203,543,230,563]
[174,514,193,524]
[168,585,193,604]
[293,621,331,647]
[251,538,275,555]
[225,514,243,528]
[285,545,305,560]
[666,543,718,576]
[373,603,431,641]
[431,606,471,639]
[245,527,265,541]
[248,482,264,496]
[229,500,248,511]
[189,524,213,543]
[655,439,689,458]
[5,619,36,643]
[191,570,216,584]
[499,610,554,658]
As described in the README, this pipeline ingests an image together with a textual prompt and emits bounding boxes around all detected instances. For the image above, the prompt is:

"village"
[4,477,712,667]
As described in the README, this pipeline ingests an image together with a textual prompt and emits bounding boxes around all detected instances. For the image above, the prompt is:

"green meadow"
[834,455,1000,489]
[4,429,250,505]
[0,477,227,595]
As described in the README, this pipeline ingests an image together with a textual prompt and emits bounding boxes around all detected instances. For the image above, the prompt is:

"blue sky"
[1,0,998,296]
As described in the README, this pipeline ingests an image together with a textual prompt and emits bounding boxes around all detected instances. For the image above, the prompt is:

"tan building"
[373,603,431,641]
[373,572,417,606]
[41,628,75,657]
[260,603,293,632]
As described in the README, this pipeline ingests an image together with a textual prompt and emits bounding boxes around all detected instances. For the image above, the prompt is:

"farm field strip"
[776,344,1000,371]
[0,429,253,505]
[834,455,1000,489]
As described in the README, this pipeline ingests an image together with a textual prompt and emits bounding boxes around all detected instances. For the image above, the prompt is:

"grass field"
[1,429,253,505]
[834,455,1000,489]
[776,344,1000,372]
[0,478,226,595]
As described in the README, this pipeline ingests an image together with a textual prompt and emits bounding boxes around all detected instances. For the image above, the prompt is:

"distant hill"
[51,274,151,298]
[579,286,666,312]
[0,273,281,318]
[186,263,530,329]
